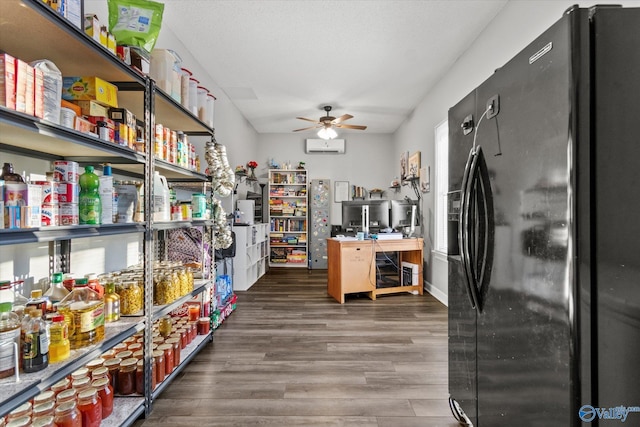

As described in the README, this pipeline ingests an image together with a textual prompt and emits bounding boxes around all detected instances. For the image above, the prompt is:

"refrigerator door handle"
[459,147,481,310]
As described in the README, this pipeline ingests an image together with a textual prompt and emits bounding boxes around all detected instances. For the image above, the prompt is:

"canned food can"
[53,161,79,183]
[56,182,79,203]
[33,181,57,204]
[59,203,79,225]
[171,205,181,221]
[180,203,192,220]
[41,203,60,226]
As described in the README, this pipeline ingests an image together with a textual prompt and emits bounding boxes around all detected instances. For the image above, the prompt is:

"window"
[434,119,449,253]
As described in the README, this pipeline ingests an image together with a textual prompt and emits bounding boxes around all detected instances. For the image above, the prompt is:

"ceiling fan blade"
[296,116,319,123]
[293,125,320,132]
[332,114,353,124]
[335,123,367,130]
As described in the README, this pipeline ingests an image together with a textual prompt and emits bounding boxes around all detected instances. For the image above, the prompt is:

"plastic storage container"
[153,171,171,222]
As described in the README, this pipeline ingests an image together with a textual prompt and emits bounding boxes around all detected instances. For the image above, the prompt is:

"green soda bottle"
[79,165,102,225]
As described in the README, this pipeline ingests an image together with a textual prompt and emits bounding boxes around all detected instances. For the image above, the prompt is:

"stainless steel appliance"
[447,5,640,426]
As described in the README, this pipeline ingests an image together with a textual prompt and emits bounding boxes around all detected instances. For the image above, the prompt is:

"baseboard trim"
[423,280,448,306]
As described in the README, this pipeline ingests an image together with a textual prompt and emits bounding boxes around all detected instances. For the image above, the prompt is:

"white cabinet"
[233,223,269,290]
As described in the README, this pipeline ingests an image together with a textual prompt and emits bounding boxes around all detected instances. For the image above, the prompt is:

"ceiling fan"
[293,106,367,138]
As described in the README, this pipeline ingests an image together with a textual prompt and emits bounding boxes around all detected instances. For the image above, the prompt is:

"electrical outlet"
[487,95,500,119]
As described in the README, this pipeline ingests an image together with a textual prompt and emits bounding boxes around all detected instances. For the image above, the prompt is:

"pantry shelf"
[151,219,215,231]
[0,223,146,246]
[104,397,146,427]
[152,279,213,321]
[0,317,144,416]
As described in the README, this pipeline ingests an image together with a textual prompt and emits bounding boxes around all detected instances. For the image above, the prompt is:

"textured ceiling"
[160,0,508,135]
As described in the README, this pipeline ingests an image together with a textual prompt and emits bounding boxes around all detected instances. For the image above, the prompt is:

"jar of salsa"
[92,366,109,381]
[5,417,30,427]
[31,401,55,418]
[197,317,210,335]
[31,415,56,427]
[71,367,89,382]
[153,350,165,383]
[77,388,102,427]
[118,357,137,395]
[104,357,121,392]
[133,349,144,360]
[91,378,113,418]
[33,390,55,407]
[56,389,77,406]
[50,377,71,396]
[54,400,81,427]
[127,342,142,353]
[85,358,105,373]
[165,337,181,367]
[157,343,174,374]
[115,350,133,361]
[72,376,91,392]
[6,402,31,421]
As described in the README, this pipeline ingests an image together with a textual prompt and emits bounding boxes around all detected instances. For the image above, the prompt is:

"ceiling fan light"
[318,127,338,140]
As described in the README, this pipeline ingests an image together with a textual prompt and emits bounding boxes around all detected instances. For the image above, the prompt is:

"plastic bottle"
[99,164,115,225]
[103,280,120,323]
[44,272,69,306]
[85,273,104,299]
[78,165,102,225]
[21,309,49,373]
[0,301,21,379]
[153,171,171,222]
[26,289,51,315]
[57,279,105,349]
[48,314,70,363]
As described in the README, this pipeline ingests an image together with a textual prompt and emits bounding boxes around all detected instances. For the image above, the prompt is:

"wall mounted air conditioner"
[305,138,345,154]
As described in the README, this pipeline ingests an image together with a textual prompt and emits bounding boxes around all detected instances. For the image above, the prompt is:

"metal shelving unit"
[0,0,215,422]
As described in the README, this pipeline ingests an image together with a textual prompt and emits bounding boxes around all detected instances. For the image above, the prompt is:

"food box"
[73,100,109,117]
[15,59,35,114]
[0,53,16,110]
[84,14,101,43]
[62,76,118,108]
[34,68,45,119]
[61,99,81,116]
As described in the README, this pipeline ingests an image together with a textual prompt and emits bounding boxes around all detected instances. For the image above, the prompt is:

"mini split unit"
[305,138,346,154]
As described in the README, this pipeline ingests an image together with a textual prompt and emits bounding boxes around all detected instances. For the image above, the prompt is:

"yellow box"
[62,76,118,108]
[72,100,109,117]
[84,14,101,43]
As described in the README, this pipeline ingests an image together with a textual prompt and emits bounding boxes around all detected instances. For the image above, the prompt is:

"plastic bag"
[29,60,62,125]
[108,0,165,53]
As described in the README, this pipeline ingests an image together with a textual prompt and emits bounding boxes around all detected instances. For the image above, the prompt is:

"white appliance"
[236,200,255,225]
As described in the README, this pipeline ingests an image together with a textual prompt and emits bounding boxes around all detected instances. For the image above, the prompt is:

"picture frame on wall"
[408,151,421,180]
[400,151,409,181]
[420,166,430,192]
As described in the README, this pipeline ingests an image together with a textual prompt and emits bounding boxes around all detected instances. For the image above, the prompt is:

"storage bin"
[150,49,182,102]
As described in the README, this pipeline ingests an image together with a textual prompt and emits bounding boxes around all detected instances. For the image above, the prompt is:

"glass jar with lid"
[72,376,92,392]
[103,279,120,323]
[33,390,55,407]
[54,400,81,427]
[56,388,77,406]
[153,350,165,383]
[32,401,55,418]
[50,378,71,396]
[5,417,30,427]
[91,377,113,418]
[116,280,142,315]
[165,337,181,367]
[71,367,89,382]
[118,357,137,395]
[104,357,121,392]
[31,415,56,427]
[92,366,110,381]
[157,343,174,374]
[85,357,105,373]
[77,387,102,427]
[6,402,31,421]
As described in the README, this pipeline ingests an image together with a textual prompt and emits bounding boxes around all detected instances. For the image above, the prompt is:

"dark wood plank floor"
[134,268,457,426]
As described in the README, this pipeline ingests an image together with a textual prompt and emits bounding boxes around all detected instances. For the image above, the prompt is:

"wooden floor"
[134,268,457,427]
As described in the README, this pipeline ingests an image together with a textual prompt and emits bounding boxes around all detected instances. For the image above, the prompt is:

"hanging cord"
[472,106,491,154]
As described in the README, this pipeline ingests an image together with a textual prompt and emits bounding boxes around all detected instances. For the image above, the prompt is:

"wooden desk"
[327,237,423,303]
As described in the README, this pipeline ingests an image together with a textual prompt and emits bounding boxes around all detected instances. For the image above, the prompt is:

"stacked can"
[34,179,58,226]
[52,161,79,226]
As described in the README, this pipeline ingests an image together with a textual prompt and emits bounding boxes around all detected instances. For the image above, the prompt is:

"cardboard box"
[84,14,101,43]
[61,99,82,116]
[74,115,94,134]
[0,53,16,110]
[15,59,28,113]
[62,76,118,108]
[34,68,45,119]
[73,100,109,117]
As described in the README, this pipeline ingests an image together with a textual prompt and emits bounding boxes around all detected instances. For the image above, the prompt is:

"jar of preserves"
[57,280,105,349]
[128,342,142,353]
[31,415,56,427]
[32,401,55,418]
[54,400,81,427]
[77,387,102,427]
[6,402,31,421]
[71,367,89,381]
[135,359,146,394]
[115,350,133,361]
[5,417,30,427]
[157,343,174,374]
[133,349,144,360]
[112,343,127,353]
[165,337,181,367]
[104,357,121,392]
[158,316,172,338]
[50,377,71,396]
[56,388,77,406]
[91,377,113,418]
[72,376,91,392]
[86,357,105,373]
[92,366,110,381]
[117,281,142,315]
[103,280,120,323]
[198,317,210,335]
[153,350,165,383]
[33,390,55,407]
[118,357,137,395]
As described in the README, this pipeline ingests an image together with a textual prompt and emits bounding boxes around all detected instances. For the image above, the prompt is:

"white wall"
[254,132,396,224]
[394,0,636,305]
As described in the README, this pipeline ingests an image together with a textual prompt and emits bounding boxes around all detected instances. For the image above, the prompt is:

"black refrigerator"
[447,5,640,427]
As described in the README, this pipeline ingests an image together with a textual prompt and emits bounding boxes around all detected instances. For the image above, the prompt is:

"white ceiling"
[160,0,509,135]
